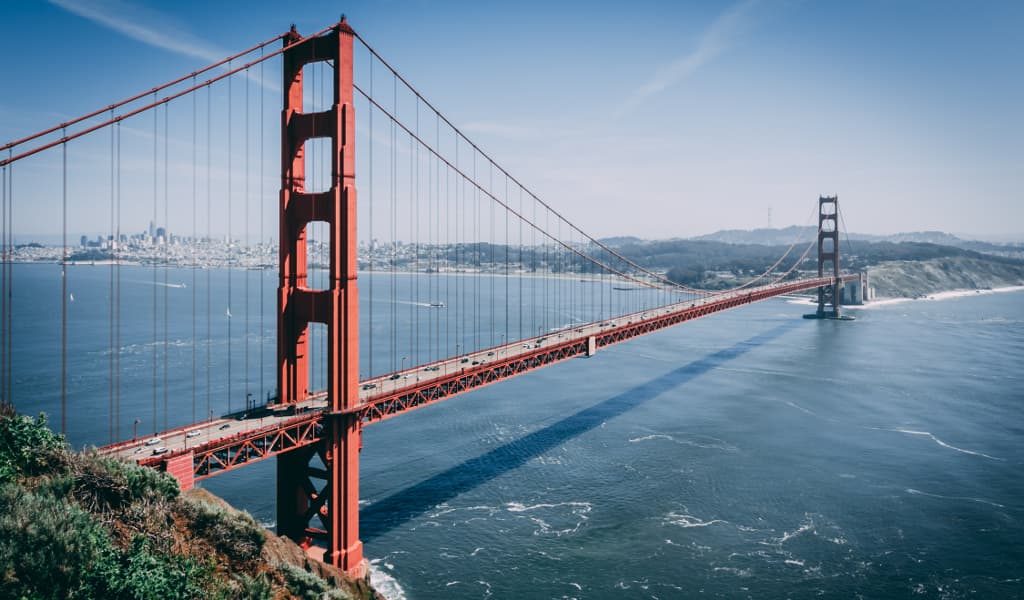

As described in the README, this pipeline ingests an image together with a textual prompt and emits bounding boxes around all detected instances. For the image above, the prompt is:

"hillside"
[0,407,380,600]
[689,227,1023,257]
[866,256,1024,298]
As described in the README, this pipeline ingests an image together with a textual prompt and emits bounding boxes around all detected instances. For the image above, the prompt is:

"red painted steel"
[817,196,842,317]
[140,276,853,489]
[276,18,363,575]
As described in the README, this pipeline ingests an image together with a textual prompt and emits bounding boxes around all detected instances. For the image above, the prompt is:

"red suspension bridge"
[0,18,856,575]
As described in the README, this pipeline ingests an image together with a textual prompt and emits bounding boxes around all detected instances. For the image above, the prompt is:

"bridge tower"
[276,19,364,575]
[816,195,841,318]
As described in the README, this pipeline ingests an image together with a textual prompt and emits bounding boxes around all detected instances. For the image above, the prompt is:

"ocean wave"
[712,566,752,577]
[765,513,848,549]
[505,501,592,537]
[368,560,408,600]
[890,428,1004,461]
[905,488,1007,509]
[777,520,814,544]
[663,510,727,529]
[629,432,737,451]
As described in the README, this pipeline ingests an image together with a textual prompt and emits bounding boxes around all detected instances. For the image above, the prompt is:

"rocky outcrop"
[867,257,1024,298]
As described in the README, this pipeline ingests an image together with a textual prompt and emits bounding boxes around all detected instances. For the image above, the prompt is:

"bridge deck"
[100,276,852,480]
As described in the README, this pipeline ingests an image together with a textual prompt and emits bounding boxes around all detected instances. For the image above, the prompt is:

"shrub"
[181,497,266,564]
[233,572,273,600]
[277,561,350,600]
[0,484,105,599]
[0,413,67,483]
[70,454,179,512]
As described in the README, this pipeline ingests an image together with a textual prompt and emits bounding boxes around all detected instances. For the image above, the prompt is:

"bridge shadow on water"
[361,320,800,541]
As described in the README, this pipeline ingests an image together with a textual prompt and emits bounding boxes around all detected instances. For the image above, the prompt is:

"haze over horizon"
[2,0,1021,239]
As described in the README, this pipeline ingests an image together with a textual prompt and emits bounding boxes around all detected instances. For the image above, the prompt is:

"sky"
[1,0,1022,241]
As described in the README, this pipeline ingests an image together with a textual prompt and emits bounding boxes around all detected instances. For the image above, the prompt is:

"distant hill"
[682,228,1023,258]
[693,227,963,246]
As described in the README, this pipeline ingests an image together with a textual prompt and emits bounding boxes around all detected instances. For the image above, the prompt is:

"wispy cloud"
[49,0,225,63]
[617,0,761,116]
[49,0,280,92]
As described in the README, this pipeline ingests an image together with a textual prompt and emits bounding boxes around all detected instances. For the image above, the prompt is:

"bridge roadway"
[100,275,852,481]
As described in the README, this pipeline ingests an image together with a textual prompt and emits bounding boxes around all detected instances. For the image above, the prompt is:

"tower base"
[803,312,855,321]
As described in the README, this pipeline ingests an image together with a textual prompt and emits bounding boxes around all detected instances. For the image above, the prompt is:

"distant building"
[842,271,875,305]
[80,235,88,247]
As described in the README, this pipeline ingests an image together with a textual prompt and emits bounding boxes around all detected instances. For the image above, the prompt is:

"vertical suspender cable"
[368,58,374,377]
[192,77,198,423]
[108,119,115,441]
[391,74,397,373]
[412,104,417,366]
[115,124,121,438]
[518,186,523,342]
[1,158,6,408]
[4,155,9,409]
[61,134,67,434]
[163,105,169,431]
[493,159,497,346]
[1,160,5,408]
[504,174,508,351]
[475,154,480,350]
[6,156,11,406]
[228,69,234,414]
[206,86,212,421]
[244,66,250,407]
[454,142,460,356]
[259,52,265,403]
[151,94,158,435]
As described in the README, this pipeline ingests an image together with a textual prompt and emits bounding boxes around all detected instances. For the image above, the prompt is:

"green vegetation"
[0,405,377,599]
[597,238,1024,289]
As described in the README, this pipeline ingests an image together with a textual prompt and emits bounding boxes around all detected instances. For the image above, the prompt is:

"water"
[11,264,1024,598]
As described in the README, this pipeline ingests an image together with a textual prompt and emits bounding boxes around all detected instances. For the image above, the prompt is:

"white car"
[152,447,169,455]
[185,430,201,439]
[144,437,162,446]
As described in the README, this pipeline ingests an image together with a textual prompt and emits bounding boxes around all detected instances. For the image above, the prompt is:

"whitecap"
[777,520,814,544]
[713,566,752,577]
[905,488,1006,509]
[891,428,1004,461]
[369,563,408,600]
[629,434,675,443]
[663,510,727,528]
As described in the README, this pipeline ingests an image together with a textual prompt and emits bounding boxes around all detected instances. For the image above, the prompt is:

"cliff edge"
[0,406,380,599]
[867,256,1024,298]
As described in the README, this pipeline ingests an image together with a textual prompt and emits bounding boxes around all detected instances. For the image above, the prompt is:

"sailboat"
[225,307,232,318]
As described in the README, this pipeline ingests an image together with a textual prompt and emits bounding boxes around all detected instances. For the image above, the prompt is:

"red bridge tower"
[815,195,842,318]
[276,19,364,575]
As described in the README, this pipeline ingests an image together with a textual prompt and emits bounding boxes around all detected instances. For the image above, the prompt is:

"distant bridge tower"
[816,195,841,318]
[276,19,364,576]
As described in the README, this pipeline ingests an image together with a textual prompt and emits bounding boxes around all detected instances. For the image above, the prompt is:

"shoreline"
[786,285,1024,309]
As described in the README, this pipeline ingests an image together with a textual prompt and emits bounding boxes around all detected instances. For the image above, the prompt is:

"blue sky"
[2,0,1022,240]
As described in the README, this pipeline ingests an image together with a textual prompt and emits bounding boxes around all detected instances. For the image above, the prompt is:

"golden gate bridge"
[0,18,855,575]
